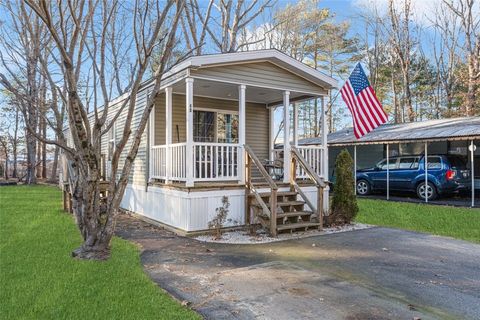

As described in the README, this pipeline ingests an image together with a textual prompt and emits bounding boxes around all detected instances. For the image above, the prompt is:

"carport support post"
[354,145,357,195]
[471,140,475,207]
[386,144,389,200]
[425,142,428,203]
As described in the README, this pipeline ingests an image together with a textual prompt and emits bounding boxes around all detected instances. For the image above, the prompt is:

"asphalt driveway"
[116,215,480,320]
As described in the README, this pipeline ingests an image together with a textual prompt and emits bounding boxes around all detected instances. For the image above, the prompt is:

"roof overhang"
[165,49,339,90]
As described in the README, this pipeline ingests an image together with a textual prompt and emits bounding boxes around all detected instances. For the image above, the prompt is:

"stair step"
[276,222,320,231]
[253,200,305,208]
[276,200,305,207]
[249,191,297,198]
[277,211,313,219]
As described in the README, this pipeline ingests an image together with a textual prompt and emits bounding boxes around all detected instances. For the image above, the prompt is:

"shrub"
[208,196,230,239]
[329,149,358,225]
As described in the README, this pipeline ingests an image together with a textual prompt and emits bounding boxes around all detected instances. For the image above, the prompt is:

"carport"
[300,117,480,207]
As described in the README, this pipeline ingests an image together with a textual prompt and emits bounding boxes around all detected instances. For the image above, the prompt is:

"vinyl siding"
[153,94,269,160]
[191,61,327,95]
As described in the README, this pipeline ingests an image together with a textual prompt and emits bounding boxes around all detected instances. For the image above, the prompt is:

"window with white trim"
[193,109,238,143]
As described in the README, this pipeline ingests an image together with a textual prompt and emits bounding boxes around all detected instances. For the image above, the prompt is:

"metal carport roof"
[300,117,480,146]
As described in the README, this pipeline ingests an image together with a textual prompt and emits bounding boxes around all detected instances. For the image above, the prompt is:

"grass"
[0,185,200,320]
[356,198,480,243]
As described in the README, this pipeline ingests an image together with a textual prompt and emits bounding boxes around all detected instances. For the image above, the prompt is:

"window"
[193,111,215,142]
[193,109,238,143]
[426,156,442,169]
[217,112,238,143]
[377,158,399,170]
[398,157,416,169]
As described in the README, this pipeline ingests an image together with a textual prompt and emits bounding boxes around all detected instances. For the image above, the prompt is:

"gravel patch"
[194,223,373,244]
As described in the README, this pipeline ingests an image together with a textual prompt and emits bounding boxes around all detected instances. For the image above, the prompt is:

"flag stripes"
[340,64,388,139]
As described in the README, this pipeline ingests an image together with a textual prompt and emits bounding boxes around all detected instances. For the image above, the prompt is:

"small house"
[61,50,337,235]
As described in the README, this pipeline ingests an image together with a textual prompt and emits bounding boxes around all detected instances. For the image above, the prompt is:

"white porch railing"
[151,143,187,181]
[273,145,325,179]
[150,142,240,183]
[194,143,241,181]
[297,146,324,179]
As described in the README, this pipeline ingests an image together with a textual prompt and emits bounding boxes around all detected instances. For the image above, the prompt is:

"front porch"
[147,77,329,188]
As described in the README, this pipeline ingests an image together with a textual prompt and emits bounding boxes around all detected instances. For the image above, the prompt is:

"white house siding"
[121,183,321,232]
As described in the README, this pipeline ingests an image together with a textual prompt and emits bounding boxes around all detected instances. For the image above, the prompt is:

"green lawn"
[356,198,480,243]
[0,185,199,320]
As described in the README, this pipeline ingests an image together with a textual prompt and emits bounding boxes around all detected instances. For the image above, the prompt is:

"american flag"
[340,63,387,139]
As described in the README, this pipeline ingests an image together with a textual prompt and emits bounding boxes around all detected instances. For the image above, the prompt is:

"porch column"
[269,106,275,161]
[321,96,329,213]
[283,91,291,183]
[165,86,172,183]
[148,102,155,182]
[185,78,194,187]
[293,102,298,147]
[238,84,246,184]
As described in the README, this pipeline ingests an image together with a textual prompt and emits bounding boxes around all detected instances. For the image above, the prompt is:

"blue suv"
[356,155,470,200]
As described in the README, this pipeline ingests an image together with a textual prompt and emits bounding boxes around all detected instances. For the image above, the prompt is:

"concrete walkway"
[116,215,480,320]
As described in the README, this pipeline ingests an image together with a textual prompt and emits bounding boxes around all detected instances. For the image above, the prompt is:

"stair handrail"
[244,145,278,190]
[291,147,326,188]
[244,144,278,236]
[291,146,326,230]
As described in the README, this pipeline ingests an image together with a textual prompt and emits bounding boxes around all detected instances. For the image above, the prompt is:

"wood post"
[317,187,323,230]
[245,153,251,225]
[165,86,173,183]
[270,188,277,237]
[290,156,296,192]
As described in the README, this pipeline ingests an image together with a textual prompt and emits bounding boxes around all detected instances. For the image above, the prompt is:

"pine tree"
[329,149,358,225]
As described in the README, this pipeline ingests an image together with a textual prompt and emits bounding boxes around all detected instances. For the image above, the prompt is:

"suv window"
[377,158,399,170]
[446,156,467,169]
[425,156,442,169]
[399,157,417,169]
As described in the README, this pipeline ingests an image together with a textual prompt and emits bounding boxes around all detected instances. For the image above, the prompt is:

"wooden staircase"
[249,190,320,234]
[245,145,326,236]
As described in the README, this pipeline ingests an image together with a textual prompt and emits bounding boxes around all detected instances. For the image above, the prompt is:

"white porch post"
[269,106,275,161]
[293,102,298,147]
[148,103,155,181]
[185,78,194,187]
[165,87,173,183]
[321,96,329,213]
[238,84,246,184]
[283,91,291,183]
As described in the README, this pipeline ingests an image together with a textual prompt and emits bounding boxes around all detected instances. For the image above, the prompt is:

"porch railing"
[150,142,240,182]
[273,145,325,179]
[194,142,241,181]
[151,143,187,181]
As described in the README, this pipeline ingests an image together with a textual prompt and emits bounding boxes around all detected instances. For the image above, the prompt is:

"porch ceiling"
[170,78,313,105]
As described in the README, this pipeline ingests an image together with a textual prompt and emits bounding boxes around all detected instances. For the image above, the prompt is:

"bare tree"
[444,0,479,116]
[388,0,417,122]
[185,0,274,54]
[1,0,184,260]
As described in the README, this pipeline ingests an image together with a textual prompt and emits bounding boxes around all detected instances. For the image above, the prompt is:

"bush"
[329,149,358,225]
[208,196,230,239]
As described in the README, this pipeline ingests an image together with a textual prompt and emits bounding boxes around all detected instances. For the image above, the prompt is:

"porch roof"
[164,49,339,90]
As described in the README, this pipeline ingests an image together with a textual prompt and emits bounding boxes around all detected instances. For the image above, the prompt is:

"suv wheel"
[356,180,371,195]
[416,182,437,201]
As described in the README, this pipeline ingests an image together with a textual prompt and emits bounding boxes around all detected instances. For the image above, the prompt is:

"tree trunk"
[42,116,47,179]
[466,56,476,116]
[49,145,59,183]
[25,130,37,184]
